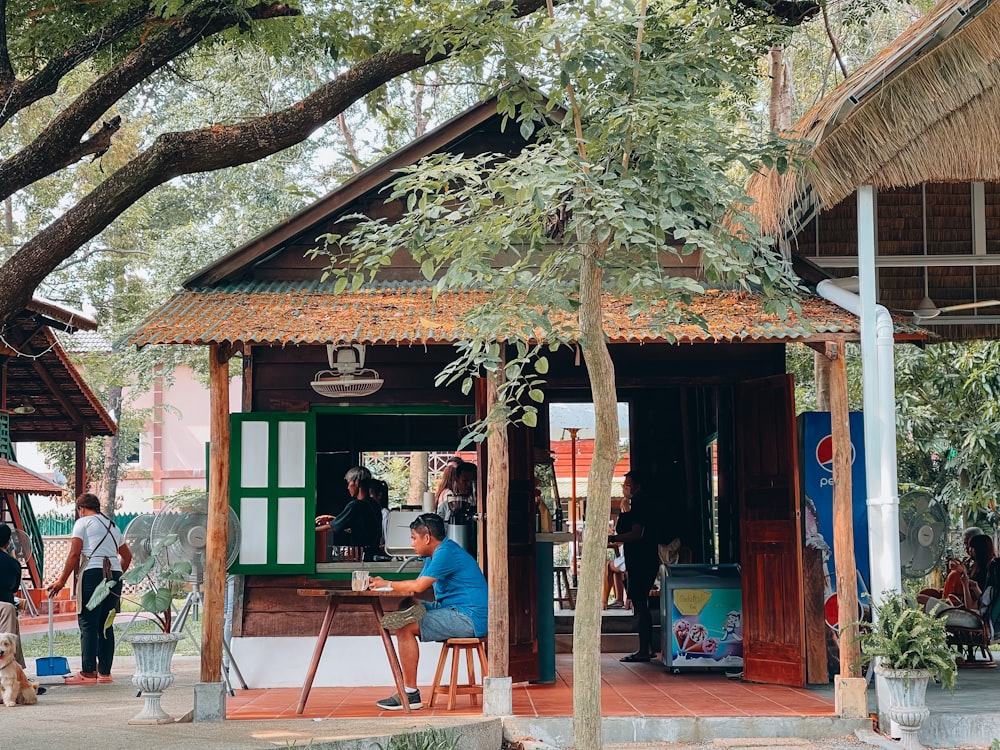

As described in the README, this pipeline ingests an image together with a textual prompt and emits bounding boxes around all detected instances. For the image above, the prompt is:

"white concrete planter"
[125,631,182,725]
[876,664,931,750]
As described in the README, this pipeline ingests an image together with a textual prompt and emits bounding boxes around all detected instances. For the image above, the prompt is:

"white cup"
[352,570,369,591]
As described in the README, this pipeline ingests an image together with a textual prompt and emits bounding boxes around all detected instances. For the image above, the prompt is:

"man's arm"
[369,574,436,595]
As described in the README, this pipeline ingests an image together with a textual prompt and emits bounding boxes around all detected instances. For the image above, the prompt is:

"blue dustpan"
[36,600,70,676]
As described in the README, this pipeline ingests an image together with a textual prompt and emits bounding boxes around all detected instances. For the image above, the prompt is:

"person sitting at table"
[368,512,487,711]
[315,466,381,560]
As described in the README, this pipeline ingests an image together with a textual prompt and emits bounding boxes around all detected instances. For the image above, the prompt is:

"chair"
[924,597,995,668]
[553,566,574,609]
[429,637,488,710]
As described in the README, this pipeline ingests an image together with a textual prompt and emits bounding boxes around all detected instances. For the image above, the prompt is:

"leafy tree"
[317,2,804,746]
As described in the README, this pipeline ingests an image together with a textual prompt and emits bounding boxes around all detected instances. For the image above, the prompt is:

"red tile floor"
[225,654,836,720]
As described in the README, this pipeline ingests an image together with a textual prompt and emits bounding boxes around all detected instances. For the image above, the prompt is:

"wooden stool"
[429,637,488,710]
[553,565,574,609]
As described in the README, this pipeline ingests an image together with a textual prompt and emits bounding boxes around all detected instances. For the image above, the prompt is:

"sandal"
[97,674,113,683]
[64,672,98,685]
[620,652,651,663]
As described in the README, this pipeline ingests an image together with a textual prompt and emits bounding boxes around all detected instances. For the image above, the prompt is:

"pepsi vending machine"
[797,411,870,597]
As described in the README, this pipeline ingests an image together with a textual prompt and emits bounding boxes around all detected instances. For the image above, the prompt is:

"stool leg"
[448,645,461,710]
[465,644,478,707]
[429,644,450,709]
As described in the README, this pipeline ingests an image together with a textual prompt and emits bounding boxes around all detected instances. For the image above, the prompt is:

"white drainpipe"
[816,276,902,607]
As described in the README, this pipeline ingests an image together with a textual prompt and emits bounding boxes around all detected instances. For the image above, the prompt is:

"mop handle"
[48,597,55,658]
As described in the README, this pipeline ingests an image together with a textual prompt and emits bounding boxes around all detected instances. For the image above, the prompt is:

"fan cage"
[310,369,384,398]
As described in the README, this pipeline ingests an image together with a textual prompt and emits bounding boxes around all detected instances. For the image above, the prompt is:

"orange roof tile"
[129,282,919,348]
[0,458,63,495]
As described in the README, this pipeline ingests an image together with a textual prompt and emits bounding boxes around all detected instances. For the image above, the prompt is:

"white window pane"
[239,497,269,565]
[277,421,306,488]
[277,496,305,565]
[241,422,269,488]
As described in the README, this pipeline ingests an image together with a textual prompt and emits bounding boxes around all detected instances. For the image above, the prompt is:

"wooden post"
[485,366,509,678]
[202,343,231,683]
[829,342,860,677]
[75,439,86,496]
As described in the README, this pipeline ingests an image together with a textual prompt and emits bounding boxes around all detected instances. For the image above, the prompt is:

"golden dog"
[0,633,38,705]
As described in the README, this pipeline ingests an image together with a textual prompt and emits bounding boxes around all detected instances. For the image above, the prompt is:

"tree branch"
[0,2,301,200]
[0,0,550,327]
[0,0,13,84]
[0,4,150,125]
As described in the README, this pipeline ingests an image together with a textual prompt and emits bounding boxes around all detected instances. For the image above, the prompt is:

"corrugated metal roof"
[127,281,920,347]
[0,458,63,495]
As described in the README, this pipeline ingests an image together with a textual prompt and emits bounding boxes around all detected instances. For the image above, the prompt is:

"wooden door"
[735,375,805,686]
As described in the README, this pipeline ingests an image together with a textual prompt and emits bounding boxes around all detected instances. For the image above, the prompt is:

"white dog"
[0,633,38,706]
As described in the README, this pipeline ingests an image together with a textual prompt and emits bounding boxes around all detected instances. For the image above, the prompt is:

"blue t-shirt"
[420,538,488,637]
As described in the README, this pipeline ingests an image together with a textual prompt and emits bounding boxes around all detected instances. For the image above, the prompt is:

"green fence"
[36,512,140,536]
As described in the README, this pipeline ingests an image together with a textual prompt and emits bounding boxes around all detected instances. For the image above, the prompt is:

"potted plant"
[857,590,957,750]
[88,532,192,724]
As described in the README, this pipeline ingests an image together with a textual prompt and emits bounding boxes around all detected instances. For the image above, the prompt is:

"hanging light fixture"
[11,401,35,415]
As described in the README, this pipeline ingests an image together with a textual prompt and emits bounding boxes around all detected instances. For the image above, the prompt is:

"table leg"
[371,598,411,714]
[296,596,340,714]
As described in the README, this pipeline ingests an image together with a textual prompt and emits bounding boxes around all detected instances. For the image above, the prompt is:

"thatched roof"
[748,0,1000,235]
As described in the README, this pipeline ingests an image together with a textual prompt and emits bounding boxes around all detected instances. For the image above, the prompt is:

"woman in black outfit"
[608,470,660,662]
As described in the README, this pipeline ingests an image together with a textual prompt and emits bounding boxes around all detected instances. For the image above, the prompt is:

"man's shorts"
[418,601,477,642]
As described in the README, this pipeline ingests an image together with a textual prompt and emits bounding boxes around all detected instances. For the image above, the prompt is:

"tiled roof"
[127,281,921,348]
[0,458,63,495]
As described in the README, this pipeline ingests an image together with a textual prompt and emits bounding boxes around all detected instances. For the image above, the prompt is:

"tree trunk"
[407,451,429,506]
[767,46,793,132]
[99,385,123,520]
[572,242,619,750]
[485,365,510,677]
[815,351,831,411]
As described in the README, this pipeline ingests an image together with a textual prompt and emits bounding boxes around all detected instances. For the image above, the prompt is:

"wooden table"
[295,588,410,714]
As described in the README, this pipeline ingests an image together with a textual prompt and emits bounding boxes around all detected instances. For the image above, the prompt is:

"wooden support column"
[829,341,860,677]
[202,343,231,684]
[485,366,509,678]
[75,439,86,496]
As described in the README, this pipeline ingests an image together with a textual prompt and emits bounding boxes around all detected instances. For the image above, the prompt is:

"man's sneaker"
[376,690,423,710]
[380,603,426,631]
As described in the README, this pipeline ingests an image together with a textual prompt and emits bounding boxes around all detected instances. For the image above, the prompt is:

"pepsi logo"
[816,434,856,473]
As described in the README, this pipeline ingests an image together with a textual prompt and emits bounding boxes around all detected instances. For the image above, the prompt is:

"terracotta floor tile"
[225,656,835,721]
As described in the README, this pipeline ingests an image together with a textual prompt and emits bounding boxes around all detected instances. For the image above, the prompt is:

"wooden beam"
[29,357,87,426]
[75,440,86,498]
[202,343,231,683]
[830,348,861,677]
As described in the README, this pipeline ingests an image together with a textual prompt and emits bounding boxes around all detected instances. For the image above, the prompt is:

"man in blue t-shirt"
[368,512,487,710]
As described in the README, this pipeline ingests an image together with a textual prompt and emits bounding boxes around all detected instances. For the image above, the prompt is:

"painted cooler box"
[659,563,743,671]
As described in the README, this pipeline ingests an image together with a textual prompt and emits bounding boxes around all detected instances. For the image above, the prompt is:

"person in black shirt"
[0,524,27,674]
[608,471,660,662]
[316,466,381,560]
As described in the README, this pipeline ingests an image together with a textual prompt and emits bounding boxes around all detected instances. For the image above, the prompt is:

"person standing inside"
[368,512,487,710]
[609,470,660,662]
[315,466,381,559]
[0,523,31,682]
[46,493,132,685]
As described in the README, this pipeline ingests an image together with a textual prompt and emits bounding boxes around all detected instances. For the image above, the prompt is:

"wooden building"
[128,90,924,693]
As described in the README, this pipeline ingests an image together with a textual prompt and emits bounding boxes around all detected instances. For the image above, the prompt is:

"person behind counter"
[436,461,476,523]
[609,470,660,662]
[315,466,382,561]
[368,512,487,711]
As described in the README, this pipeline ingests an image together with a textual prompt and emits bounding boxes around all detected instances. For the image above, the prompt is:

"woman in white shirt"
[47,493,132,685]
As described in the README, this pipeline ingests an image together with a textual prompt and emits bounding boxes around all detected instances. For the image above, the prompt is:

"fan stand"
[170,577,249,695]
[18,581,39,617]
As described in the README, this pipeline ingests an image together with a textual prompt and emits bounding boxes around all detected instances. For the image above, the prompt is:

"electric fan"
[8,528,37,616]
[123,514,156,565]
[148,493,241,587]
[310,344,384,398]
[898,489,948,579]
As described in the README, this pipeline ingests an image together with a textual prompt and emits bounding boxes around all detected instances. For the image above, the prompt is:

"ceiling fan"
[897,268,1000,320]
[907,296,1000,320]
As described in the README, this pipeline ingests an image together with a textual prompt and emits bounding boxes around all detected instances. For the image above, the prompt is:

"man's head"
[344,466,372,498]
[409,512,446,556]
[0,523,10,550]
[623,470,642,500]
[77,492,101,513]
